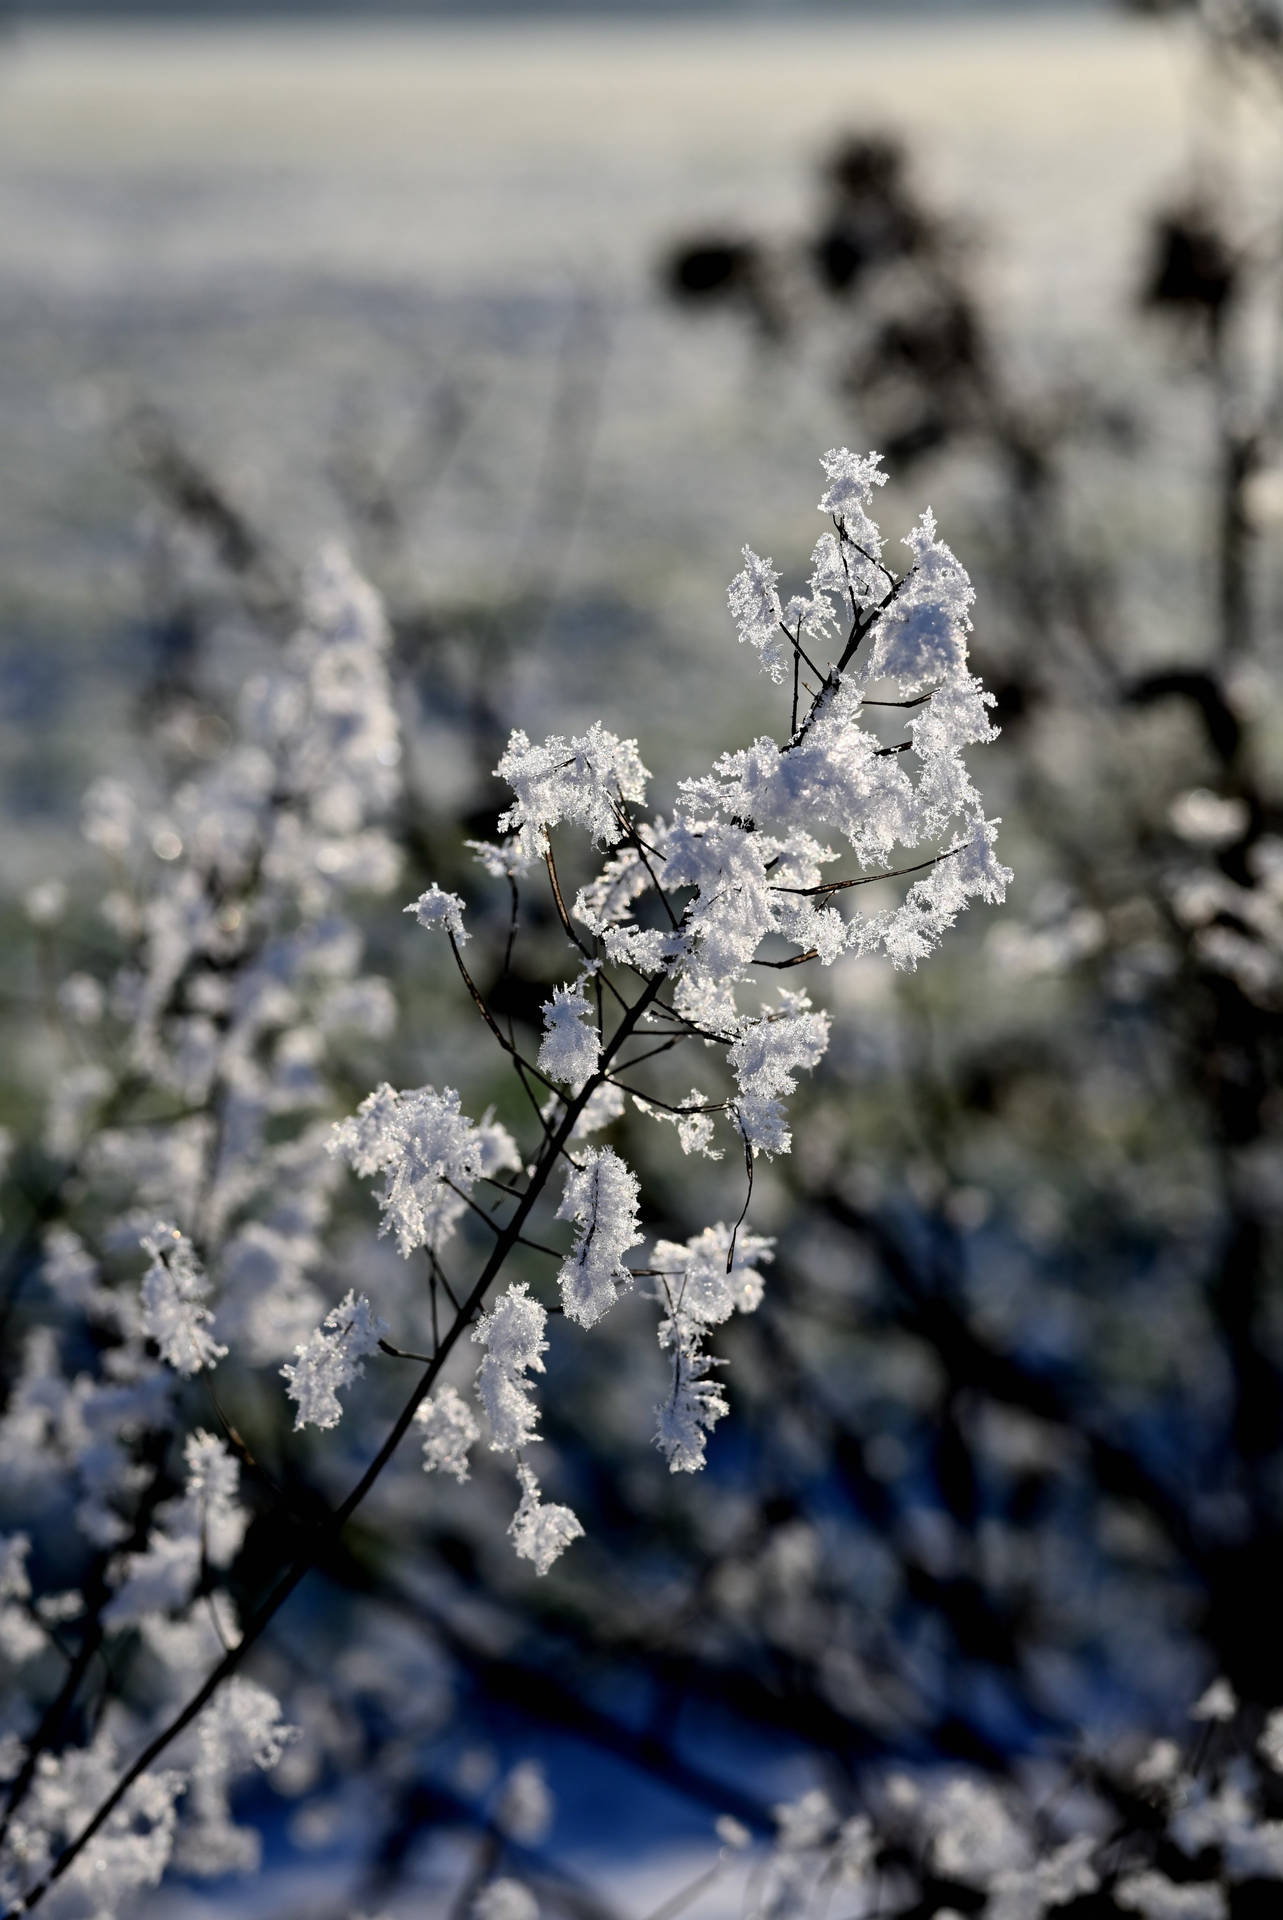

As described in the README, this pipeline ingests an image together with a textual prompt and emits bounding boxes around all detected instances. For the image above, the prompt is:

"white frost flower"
[555,1147,642,1328]
[774,1788,836,1851]
[927,1777,1029,1884]
[140,1223,226,1375]
[1115,1872,1227,1920]
[508,1462,583,1576]
[537,975,600,1094]
[281,1290,388,1430]
[105,1432,246,1625]
[728,996,831,1157]
[1260,1707,1283,1771]
[1191,1677,1237,1722]
[331,1083,518,1258]
[495,1759,553,1844]
[24,877,68,926]
[415,1384,479,1483]
[497,723,648,863]
[473,1880,539,1920]
[652,1224,772,1474]
[405,883,469,945]
[716,1815,752,1850]
[986,1835,1098,1920]
[727,547,788,683]
[473,1283,548,1451]
[1169,788,1249,848]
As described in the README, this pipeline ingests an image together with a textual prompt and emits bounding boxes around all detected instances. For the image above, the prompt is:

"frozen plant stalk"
[4,451,1010,1919]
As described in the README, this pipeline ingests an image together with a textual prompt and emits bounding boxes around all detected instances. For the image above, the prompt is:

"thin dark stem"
[545,847,595,963]
[502,873,520,980]
[447,936,558,1093]
[611,1082,725,1118]
[611,792,680,934]
[442,1181,566,1260]
[778,616,823,697]
[378,1339,438,1364]
[611,1035,684,1072]
[725,1123,755,1273]
[770,845,962,897]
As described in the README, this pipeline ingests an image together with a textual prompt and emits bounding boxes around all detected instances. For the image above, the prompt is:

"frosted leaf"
[817,447,888,598]
[555,1148,642,1328]
[466,835,532,879]
[634,1089,723,1160]
[24,876,69,925]
[651,1224,770,1473]
[197,1676,295,1775]
[140,1223,226,1375]
[331,1083,500,1257]
[42,1224,108,1317]
[496,723,649,863]
[29,1742,185,1912]
[405,883,469,945]
[927,1778,1028,1884]
[474,1880,540,1920]
[537,976,600,1094]
[652,1224,772,1328]
[1136,1739,1183,1788]
[281,1289,388,1431]
[1191,1677,1237,1721]
[415,1384,479,1483]
[833,1814,875,1884]
[508,1462,583,1576]
[58,971,105,1026]
[495,1760,553,1844]
[774,1788,836,1851]
[473,1283,547,1451]
[728,998,830,1156]
[104,1530,200,1627]
[104,1433,245,1626]
[1260,1708,1283,1771]
[82,775,138,858]
[1169,788,1249,848]
[0,1535,31,1606]
[818,445,887,522]
[664,817,775,986]
[716,1815,752,1850]
[1115,1874,1227,1920]
[655,1343,727,1474]
[727,547,787,683]
[865,508,973,694]
[879,817,1012,973]
[0,1534,42,1665]
[987,1836,1098,1920]
[180,1430,247,1567]
[574,833,662,932]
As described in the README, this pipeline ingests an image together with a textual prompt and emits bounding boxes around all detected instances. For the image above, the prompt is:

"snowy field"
[0,9,1262,875]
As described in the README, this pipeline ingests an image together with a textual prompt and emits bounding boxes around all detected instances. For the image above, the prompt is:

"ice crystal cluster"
[0,549,396,1915]
[701,1695,1283,1920]
[326,447,1009,1560]
[0,454,1017,1916]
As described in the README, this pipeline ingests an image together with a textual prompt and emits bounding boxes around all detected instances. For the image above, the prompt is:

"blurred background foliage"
[6,0,1283,1912]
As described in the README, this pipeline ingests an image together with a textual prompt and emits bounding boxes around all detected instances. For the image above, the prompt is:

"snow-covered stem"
[4,451,1013,1916]
[14,967,668,1915]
